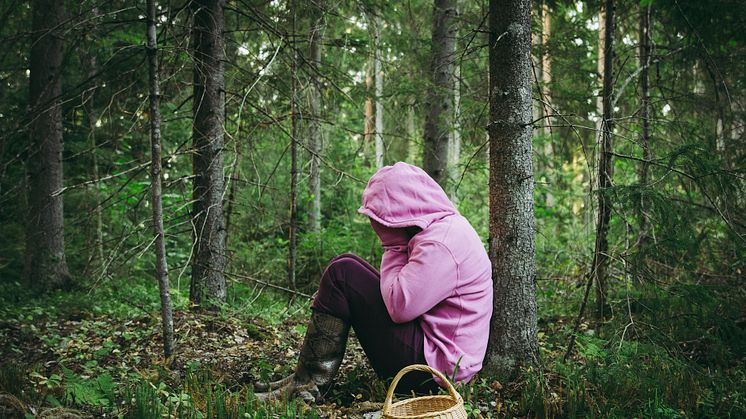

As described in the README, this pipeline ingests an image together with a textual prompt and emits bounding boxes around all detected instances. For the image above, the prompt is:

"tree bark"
[592,0,615,320]
[540,0,555,208]
[288,0,298,290]
[25,0,71,289]
[307,1,324,233]
[146,0,174,357]
[447,51,461,202]
[483,0,540,379]
[364,58,375,165]
[361,9,384,169]
[532,2,543,128]
[541,1,552,139]
[637,1,651,247]
[423,0,457,188]
[190,0,227,307]
[374,27,384,170]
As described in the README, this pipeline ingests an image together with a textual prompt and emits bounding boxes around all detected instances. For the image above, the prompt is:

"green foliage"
[0,0,744,417]
[61,367,114,408]
[121,370,319,419]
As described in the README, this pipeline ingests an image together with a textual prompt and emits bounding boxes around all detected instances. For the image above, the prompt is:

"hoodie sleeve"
[379,240,459,324]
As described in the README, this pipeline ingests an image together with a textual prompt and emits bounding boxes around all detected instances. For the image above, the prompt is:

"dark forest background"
[0,0,744,417]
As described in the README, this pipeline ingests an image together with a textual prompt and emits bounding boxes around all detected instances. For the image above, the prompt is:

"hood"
[357,162,458,229]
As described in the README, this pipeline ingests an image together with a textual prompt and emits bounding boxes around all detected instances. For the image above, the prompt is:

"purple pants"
[311,253,439,394]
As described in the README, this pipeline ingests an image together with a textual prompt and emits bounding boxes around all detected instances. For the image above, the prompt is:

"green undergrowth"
[0,362,317,418]
[510,277,746,418]
[1,268,745,417]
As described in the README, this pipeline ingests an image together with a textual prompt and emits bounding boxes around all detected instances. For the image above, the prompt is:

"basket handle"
[382,364,462,415]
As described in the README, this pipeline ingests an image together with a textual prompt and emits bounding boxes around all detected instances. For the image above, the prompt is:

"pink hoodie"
[358,162,493,383]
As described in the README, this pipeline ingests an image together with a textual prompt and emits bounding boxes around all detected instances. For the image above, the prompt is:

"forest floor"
[0,287,505,418]
[1,276,744,418]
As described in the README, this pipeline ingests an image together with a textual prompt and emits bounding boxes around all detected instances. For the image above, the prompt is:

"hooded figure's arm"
[379,240,459,323]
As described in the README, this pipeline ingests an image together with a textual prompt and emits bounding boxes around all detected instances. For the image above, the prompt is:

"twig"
[224,270,313,299]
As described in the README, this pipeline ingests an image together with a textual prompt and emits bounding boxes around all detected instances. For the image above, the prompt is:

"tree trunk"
[364,58,375,165]
[447,62,461,202]
[405,99,415,161]
[541,0,555,208]
[288,0,298,290]
[307,1,324,233]
[541,1,552,139]
[483,0,540,379]
[595,5,606,156]
[373,15,384,169]
[25,0,71,289]
[146,0,174,357]
[423,0,457,188]
[592,0,615,320]
[589,5,606,240]
[190,0,227,307]
[532,3,543,128]
[637,1,651,247]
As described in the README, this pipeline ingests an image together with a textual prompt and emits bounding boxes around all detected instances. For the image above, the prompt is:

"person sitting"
[255,162,493,402]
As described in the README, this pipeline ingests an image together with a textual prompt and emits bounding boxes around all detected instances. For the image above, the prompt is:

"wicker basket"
[382,364,467,419]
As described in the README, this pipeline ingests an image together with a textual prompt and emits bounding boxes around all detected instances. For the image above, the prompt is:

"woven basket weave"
[382,364,467,419]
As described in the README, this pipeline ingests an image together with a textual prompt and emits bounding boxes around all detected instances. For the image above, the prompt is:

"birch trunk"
[423,0,457,188]
[190,0,227,307]
[589,6,606,233]
[25,0,71,289]
[447,55,461,202]
[592,0,615,320]
[146,0,174,357]
[373,16,384,169]
[483,0,540,379]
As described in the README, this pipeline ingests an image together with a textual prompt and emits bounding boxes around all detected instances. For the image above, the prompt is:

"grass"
[1,268,744,417]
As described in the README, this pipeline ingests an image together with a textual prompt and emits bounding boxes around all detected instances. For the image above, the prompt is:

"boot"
[254,311,349,403]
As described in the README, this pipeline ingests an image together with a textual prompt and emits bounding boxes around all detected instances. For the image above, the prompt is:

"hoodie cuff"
[383,244,408,253]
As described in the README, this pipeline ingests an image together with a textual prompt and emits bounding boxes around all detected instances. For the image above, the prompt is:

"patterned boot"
[254,311,349,403]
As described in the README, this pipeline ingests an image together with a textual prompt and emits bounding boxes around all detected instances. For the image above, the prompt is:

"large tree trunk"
[592,0,615,320]
[637,1,651,248]
[307,1,324,233]
[190,0,227,307]
[146,0,174,357]
[423,0,457,188]
[25,0,71,289]
[483,0,540,379]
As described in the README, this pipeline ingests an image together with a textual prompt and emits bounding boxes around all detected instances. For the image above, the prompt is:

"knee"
[322,253,375,286]
[325,254,361,279]
[329,253,363,265]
